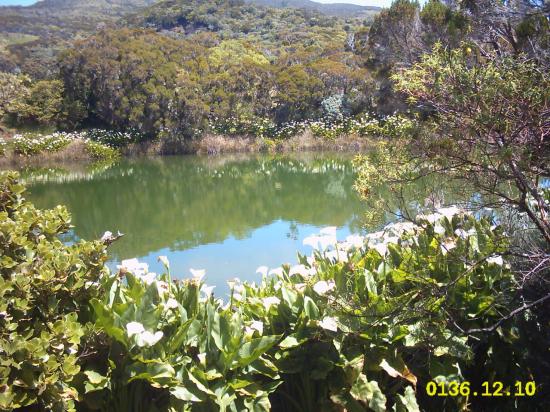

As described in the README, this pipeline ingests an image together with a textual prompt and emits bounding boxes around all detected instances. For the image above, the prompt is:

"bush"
[84,140,120,161]
[0,171,109,410]
[208,113,417,141]
[85,129,144,148]
[10,132,76,156]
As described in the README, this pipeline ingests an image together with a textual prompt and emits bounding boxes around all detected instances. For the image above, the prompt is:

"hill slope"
[246,0,380,17]
[0,0,378,76]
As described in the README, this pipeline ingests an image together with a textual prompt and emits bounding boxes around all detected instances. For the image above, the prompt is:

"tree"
[0,72,30,123]
[393,45,550,245]
[8,79,66,126]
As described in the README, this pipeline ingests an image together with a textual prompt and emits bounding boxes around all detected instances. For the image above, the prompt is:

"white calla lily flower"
[313,280,335,295]
[118,258,148,277]
[262,296,281,310]
[137,330,163,347]
[303,234,321,249]
[319,316,338,332]
[345,234,365,248]
[190,268,206,282]
[126,321,145,337]
[165,298,179,309]
[100,231,113,242]
[487,256,504,266]
[158,255,170,269]
[268,267,284,277]
[201,284,215,298]
[289,264,306,276]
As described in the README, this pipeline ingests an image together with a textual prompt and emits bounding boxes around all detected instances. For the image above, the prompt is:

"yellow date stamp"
[425,381,536,397]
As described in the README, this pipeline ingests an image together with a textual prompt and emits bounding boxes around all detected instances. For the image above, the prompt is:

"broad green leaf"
[393,386,420,412]
[350,374,387,412]
[235,335,280,368]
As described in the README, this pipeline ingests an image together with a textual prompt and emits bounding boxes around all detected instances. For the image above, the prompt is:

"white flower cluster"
[208,113,415,141]
[11,131,83,155]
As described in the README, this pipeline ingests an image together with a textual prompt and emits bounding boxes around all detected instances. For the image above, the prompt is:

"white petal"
[262,296,281,310]
[197,353,207,365]
[126,321,145,337]
[289,264,307,276]
[324,250,339,262]
[319,316,338,332]
[303,235,320,249]
[158,255,170,269]
[165,298,178,309]
[118,258,148,276]
[256,266,269,277]
[227,277,241,289]
[345,234,365,248]
[437,206,461,218]
[318,235,337,251]
[140,272,157,285]
[138,330,163,347]
[313,280,335,295]
[487,256,503,266]
[268,267,284,277]
[100,231,113,241]
[320,226,337,237]
[190,268,206,282]
[201,285,215,297]
[433,223,446,235]
[250,320,264,335]
[373,243,388,256]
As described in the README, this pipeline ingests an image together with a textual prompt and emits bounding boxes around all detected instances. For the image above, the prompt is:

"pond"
[19,152,473,296]
[22,153,376,296]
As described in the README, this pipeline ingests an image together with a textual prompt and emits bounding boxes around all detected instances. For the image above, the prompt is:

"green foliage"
[392,43,550,243]
[9,132,76,156]
[0,172,109,411]
[84,140,120,161]
[85,129,144,148]
[0,72,30,121]
[84,264,282,410]
[208,113,416,141]
[7,79,66,127]
[57,2,371,139]
[82,206,530,411]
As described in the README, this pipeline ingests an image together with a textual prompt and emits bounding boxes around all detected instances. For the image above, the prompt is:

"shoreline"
[0,130,375,168]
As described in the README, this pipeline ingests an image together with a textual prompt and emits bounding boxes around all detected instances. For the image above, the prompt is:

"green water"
[22,153,373,296]
[19,152,469,296]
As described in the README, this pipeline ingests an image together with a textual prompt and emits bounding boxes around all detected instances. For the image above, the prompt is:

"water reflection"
[24,153,366,295]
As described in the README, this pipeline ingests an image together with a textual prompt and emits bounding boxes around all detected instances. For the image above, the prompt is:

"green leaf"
[350,374,387,412]
[170,385,203,402]
[393,386,420,412]
[127,361,175,387]
[235,335,281,368]
[303,296,319,319]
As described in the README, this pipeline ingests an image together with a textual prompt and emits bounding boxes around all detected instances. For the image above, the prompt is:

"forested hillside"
[244,0,380,17]
[0,0,377,77]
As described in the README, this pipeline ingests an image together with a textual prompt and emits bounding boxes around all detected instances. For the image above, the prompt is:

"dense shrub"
[0,172,109,410]
[0,131,121,160]
[208,113,416,141]
[83,140,120,161]
[10,132,77,156]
